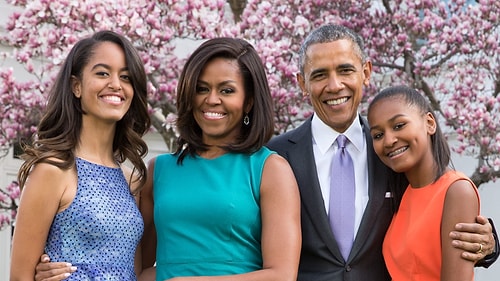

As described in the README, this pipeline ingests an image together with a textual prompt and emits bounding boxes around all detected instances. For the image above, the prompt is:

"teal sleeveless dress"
[153,147,274,280]
[45,158,143,280]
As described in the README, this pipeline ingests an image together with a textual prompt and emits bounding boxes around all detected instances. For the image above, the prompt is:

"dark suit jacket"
[266,116,396,281]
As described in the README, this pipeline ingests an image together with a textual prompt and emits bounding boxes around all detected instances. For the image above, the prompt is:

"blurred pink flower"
[0,181,20,230]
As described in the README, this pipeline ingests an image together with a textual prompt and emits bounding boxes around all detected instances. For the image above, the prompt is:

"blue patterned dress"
[45,158,143,280]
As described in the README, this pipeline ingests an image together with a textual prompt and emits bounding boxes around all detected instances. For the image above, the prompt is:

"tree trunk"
[227,0,247,22]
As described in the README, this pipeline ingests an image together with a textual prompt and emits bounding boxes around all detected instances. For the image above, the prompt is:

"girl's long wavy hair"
[18,30,150,193]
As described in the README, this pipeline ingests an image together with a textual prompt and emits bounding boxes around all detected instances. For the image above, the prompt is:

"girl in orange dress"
[367,85,479,281]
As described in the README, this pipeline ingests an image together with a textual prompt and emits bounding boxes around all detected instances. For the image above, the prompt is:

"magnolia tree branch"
[0,0,498,189]
[471,168,500,187]
[227,0,247,22]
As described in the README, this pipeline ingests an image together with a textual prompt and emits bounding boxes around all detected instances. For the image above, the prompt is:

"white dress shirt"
[311,113,369,236]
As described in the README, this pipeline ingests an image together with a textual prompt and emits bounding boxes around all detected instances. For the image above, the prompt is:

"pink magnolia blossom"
[0,181,20,230]
[0,0,498,195]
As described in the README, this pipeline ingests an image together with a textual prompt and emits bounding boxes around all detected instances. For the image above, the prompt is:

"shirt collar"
[311,113,364,154]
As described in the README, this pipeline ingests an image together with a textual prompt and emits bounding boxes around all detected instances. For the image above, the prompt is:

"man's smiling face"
[298,39,371,133]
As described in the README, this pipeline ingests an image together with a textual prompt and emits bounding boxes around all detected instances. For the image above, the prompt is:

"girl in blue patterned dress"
[139,38,302,281]
[10,30,150,280]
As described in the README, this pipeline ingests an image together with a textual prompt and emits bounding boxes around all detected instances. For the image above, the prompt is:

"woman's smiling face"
[193,57,250,146]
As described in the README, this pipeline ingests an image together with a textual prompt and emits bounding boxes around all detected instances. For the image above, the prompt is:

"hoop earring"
[243,114,250,126]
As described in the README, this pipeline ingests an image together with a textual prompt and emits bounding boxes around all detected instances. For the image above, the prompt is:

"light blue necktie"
[329,134,355,260]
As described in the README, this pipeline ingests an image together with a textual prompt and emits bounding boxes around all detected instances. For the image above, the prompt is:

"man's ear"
[297,72,308,97]
[71,75,81,98]
[362,60,372,87]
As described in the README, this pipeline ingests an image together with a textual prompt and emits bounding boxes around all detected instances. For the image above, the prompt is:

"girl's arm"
[441,179,479,281]
[167,153,302,281]
[10,163,72,281]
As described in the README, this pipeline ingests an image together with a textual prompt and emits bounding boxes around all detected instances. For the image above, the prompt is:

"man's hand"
[450,215,495,262]
[35,254,77,281]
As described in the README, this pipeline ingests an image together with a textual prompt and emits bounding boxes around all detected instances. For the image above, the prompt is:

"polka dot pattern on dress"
[45,158,144,280]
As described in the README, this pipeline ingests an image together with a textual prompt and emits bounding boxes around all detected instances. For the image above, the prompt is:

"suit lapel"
[286,119,343,258]
[349,117,391,259]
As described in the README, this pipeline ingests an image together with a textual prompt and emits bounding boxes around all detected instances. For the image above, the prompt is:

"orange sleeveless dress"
[382,170,479,281]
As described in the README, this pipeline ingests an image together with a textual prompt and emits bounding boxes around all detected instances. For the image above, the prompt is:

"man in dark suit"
[266,24,498,281]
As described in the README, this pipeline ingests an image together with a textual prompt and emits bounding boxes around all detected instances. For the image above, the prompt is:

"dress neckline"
[76,157,121,169]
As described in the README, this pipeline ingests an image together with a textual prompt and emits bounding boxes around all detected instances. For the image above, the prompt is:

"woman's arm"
[253,153,302,280]
[11,163,72,281]
[167,153,302,281]
[139,158,158,271]
[441,179,479,281]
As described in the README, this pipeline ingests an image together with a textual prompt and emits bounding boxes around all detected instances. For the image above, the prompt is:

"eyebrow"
[197,80,237,86]
[337,63,356,69]
[309,68,326,78]
[369,113,406,131]
[309,63,357,77]
[91,63,128,72]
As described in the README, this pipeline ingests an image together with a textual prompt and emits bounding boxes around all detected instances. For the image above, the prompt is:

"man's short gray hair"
[298,24,368,75]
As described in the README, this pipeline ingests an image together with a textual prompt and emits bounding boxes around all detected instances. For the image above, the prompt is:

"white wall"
[476,183,500,280]
[0,147,21,280]
[0,2,23,279]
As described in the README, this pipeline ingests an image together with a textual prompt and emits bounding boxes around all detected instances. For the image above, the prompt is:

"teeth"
[388,147,408,157]
[204,112,225,118]
[326,97,348,105]
[102,96,121,102]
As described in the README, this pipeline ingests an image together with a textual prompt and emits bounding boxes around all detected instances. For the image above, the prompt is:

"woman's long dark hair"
[175,37,274,164]
[18,30,150,191]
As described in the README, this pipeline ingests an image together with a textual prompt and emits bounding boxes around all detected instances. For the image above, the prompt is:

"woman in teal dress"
[139,37,301,281]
